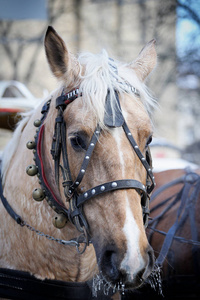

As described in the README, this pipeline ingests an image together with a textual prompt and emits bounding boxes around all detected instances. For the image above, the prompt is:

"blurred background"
[0,0,200,169]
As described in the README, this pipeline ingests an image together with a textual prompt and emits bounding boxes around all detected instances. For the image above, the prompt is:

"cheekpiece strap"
[122,121,155,193]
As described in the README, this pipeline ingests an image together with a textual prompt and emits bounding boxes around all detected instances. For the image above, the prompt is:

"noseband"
[1,83,155,254]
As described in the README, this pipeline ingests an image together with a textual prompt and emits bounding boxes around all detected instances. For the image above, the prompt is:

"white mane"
[1,50,156,181]
[77,49,156,126]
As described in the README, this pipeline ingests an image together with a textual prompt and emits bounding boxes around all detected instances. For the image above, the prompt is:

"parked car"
[0,80,40,130]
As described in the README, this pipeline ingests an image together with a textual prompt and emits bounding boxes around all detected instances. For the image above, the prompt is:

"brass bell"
[26,140,36,150]
[52,214,67,229]
[26,164,38,176]
[34,119,41,127]
[32,188,45,201]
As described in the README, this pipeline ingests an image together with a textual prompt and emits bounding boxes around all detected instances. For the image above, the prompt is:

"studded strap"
[76,179,147,207]
[122,121,155,193]
[68,124,101,194]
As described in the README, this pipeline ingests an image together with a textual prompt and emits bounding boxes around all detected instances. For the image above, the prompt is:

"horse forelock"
[74,50,156,128]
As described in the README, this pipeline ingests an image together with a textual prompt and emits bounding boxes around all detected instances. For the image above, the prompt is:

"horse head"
[43,26,157,289]
[1,26,157,294]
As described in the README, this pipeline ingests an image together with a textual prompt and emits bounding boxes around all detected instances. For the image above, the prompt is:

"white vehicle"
[150,138,198,172]
[0,80,39,112]
[0,80,40,130]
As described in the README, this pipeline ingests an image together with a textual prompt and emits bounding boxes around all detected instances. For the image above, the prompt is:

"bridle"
[1,80,155,254]
[25,79,155,249]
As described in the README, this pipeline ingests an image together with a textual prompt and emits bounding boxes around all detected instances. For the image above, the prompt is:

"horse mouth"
[92,269,148,297]
[97,245,155,289]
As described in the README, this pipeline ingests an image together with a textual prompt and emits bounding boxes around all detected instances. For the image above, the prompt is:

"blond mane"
[77,49,156,126]
[1,50,156,181]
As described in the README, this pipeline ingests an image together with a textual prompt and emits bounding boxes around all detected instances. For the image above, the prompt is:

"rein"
[148,169,200,267]
[0,85,155,254]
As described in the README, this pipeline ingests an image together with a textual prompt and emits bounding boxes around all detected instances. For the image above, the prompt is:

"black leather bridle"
[1,84,155,254]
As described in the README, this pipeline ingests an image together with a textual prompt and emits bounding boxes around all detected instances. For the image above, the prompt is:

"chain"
[22,221,79,247]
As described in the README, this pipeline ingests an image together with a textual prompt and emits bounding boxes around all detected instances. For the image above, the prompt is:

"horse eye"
[70,135,87,151]
[146,135,152,147]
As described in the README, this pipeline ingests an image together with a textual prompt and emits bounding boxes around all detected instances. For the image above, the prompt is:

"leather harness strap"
[0,176,23,225]
[0,268,111,300]
[148,170,200,267]
[76,179,146,208]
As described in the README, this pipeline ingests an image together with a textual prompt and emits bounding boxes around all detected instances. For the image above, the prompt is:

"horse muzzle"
[94,242,155,289]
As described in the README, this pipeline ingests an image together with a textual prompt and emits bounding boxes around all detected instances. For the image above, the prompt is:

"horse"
[0,26,158,299]
[130,168,200,299]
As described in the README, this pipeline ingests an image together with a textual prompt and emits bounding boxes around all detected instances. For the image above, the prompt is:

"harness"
[148,169,200,268]
[0,268,114,300]
[1,85,155,253]
[0,83,155,299]
[26,85,155,249]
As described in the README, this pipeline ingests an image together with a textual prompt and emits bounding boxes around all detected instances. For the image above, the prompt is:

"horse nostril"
[100,249,120,282]
[142,248,155,280]
[148,249,155,269]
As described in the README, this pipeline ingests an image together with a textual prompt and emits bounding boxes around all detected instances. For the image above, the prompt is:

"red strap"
[37,124,65,207]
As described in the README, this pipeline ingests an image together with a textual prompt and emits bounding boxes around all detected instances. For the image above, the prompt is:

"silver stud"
[142,157,145,161]
[100,186,105,191]
[85,156,89,159]
[142,185,145,189]
[90,143,94,147]
[134,145,138,149]
[92,189,96,195]
[75,181,79,185]
[111,182,117,188]
[84,193,88,198]
[81,169,85,173]
[148,168,151,172]
[128,132,131,136]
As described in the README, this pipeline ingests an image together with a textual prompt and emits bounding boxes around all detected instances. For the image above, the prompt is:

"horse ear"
[44,26,79,81]
[130,39,157,81]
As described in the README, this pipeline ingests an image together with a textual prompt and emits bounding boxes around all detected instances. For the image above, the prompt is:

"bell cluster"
[25,118,67,229]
